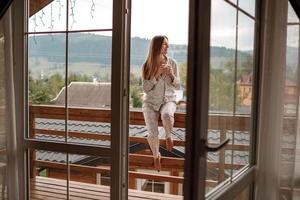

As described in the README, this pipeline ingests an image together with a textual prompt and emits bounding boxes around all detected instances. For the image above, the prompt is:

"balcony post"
[218,128,226,182]
[170,170,179,195]
[129,168,137,189]
[29,105,36,178]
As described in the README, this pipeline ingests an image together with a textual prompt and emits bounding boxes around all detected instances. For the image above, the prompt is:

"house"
[52,82,111,108]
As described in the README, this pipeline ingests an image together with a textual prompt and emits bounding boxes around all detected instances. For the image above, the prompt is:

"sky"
[28,0,277,50]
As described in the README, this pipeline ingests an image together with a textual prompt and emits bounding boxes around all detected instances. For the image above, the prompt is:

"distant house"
[237,74,298,114]
[52,82,111,108]
[237,74,253,107]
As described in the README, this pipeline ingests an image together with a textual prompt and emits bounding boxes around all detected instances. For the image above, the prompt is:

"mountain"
[28,33,298,76]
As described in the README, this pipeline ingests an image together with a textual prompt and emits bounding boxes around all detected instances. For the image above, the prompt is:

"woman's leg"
[160,102,177,151]
[143,106,160,158]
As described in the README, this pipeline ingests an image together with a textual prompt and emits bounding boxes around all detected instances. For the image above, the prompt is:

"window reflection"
[207,0,256,194]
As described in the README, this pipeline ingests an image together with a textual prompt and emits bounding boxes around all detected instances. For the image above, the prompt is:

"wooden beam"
[130,171,183,183]
[218,129,226,182]
[29,104,248,189]
[31,176,184,200]
[30,105,253,130]
[30,105,185,127]
[34,160,184,183]
[129,154,185,170]
[30,0,54,17]
[35,129,111,141]
[128,169,136,189]
[208,114,251,131]
[34,160,220,188]
[29,107,36,178]
[35,153,245,172]
[170,170,179,195]
[34,128,249,151]
[34,129,186,146]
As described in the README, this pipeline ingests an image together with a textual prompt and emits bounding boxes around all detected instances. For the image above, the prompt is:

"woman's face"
[161,38,169,55]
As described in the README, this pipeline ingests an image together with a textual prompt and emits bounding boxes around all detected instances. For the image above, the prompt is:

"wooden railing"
[29,105,250,194]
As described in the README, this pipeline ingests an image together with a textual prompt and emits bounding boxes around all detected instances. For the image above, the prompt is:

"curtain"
[0,6,19,200]
[256,0,300,199]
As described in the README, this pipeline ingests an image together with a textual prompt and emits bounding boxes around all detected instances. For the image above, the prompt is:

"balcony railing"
[28,104,251,195]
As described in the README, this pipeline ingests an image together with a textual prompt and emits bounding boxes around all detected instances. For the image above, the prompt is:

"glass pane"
[284,25,299,115]
[68,0,112,30]
[209,0,236,191]
[0,24,7,199]
[130,0,188,198]
[238,0,255,17]
[30,150,67,199]
[69,154,111,199]
[67,32,112,146]
[210,0,236,113]
[288,1,299,23]
[280,24,299,199]
[236,12,255,115]
[207,0,254,195]
[28,0,67,32]
[28,33,67,140]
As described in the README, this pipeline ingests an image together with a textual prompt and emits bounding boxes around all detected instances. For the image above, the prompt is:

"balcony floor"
[30,176,183,200]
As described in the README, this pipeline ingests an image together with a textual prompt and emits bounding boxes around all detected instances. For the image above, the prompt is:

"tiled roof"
[39,118,298,180]
[35,119,251,166]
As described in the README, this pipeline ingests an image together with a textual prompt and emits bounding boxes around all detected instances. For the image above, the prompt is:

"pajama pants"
[142,102,177,158]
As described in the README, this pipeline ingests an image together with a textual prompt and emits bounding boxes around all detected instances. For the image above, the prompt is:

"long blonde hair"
[142,35,168,80]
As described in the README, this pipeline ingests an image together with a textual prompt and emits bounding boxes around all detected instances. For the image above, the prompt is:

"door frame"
[12,0,131,199]
[183,0,211,199]
[12,0,263,199]
[183,0,262,199]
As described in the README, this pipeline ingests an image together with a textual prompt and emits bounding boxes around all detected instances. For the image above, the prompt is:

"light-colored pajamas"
[142,57,180,158]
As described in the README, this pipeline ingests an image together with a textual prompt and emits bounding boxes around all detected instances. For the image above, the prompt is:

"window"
[26,0,114,199]
[206,0,256,195]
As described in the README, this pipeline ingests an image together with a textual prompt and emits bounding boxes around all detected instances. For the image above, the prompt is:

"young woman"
[141,35,180,171]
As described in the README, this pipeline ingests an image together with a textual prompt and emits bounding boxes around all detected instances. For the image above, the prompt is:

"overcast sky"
[28,0,273,50]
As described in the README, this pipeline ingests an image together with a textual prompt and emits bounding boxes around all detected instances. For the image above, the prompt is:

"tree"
[68,73,92,84]
[179,62,187,89]
[209,55,254,113]
[29,78,52,104]
[48,73,64,98]
[29,72,94,104]
[130,73,143,108]
[131,85,143,108]
[209,68,234,112]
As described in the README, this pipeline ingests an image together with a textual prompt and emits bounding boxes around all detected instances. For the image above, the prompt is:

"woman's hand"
[165,65,175,81]
[155,64,168,79]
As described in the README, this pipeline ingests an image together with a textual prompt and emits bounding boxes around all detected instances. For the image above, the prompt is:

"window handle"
[205,138,230,152]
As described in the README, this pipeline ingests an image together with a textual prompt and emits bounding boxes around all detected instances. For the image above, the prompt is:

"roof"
[35,118,297,180]
[35,118,251,167]
[52,82,111,108]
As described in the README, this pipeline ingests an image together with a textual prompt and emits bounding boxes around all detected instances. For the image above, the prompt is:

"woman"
[141,35,180,171]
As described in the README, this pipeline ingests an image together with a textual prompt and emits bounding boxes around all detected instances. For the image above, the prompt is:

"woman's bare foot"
[154,155,161,172]
[166,137,173,151]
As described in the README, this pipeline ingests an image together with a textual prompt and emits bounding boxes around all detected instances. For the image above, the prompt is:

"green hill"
[28,33,298,79]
